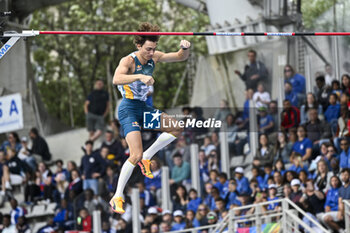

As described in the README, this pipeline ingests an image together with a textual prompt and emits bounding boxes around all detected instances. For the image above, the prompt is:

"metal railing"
[344,200,350,231]
[167,198,331,233]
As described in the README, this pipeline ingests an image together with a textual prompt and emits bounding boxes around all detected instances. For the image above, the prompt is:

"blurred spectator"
[17,137,36,171]
[76,208,92,232]
[267,184,280,211]
[300,93,323,124]
[36,217,57,233]
[300,179,325,219]
[16,216,30,233]
[195,204,209,226]
[253,134,275,168]
[1,214,16,233]
[242,88,254,129]
[159,221,171,233]
[9,199,24,225]
[64,169,82,200]
[208,170,222,194]
[234,167,251,196]
[80,140,105,195]
[143,207,159,228]
[337,105,350,140]
[1,148,25,194]
[224,179,241,208]
[313,159,332,193]
[137,182,155,208]
[252,82,271,108]
[37,162,55,201]
[281,99,300,131]
[273,171,284,198]
[257,106,274,134]
[292,126,312,162]
[214,197,226,215]
[303,108,331,150]
[172,184,188,212]
[205,211,218,231]
[268,101,279,132]
[24,171,41,203]
[198,150,209,183]
[100,130,124,168]
[339,138,350,169]
[207,150,220,173]
[289,179,302,203]
[218,172,229,198]
[325,64,334,86]
[331,80,342,98]
[284,65,306,101]
[283,183,292,199]
[0,132,21,155]
[274,132,292,164]
[213,99,231,122]
[171,210,186,231]
[289,153,308,174]
[322,176,341,230]
[53,199,74,229]
[185,210,200,228]
[170,153,190,186]
[235,49,268,90]
[314,75,331,111]
[285,81,298,107]
[102,221,111,233]
[168,135,191,165]
[187,189,202,212]
[104,165,118,197]
[274,159,286,176]
[144,159,162,195]
[341,74,350,95]
[324,94,341,134]
[84,79,109,142]
[336,169,350,229]
[29,128,51,162]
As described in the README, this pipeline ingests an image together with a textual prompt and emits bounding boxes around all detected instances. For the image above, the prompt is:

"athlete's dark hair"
[134,22,160,46]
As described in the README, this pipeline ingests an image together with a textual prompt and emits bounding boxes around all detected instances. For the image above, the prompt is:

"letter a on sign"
[9,100,19,115]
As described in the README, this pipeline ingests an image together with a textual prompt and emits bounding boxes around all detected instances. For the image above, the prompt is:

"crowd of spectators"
[1,50,350,233]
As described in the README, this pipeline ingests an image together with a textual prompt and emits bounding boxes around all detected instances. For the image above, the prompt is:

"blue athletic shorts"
[118,98,161,137]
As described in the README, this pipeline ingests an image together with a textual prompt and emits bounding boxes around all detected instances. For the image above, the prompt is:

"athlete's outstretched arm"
[155,40,191,63]
[113,57,154,86]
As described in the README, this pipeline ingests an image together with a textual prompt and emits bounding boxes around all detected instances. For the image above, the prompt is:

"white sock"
[113,160,135,198]
[143,132,177,160]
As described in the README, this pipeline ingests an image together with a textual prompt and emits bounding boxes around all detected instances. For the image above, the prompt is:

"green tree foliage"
[30,0,208,127]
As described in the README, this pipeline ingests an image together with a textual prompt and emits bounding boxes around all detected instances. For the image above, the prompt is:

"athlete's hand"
[180,40,191,50]
[139,75,155,86]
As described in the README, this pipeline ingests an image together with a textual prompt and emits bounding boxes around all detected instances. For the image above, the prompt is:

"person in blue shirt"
[258,107,274,134]
[234,167,251,196]
[267,184,280,211]
[285,81,299,107]
[171,210,186,231]
[0,132,22,155]
[292,125,313,162]
[324,94,341,134]
[262,164,274,191]
[9,198,24,225]
[284,65,306,101]
[225,179,242,208]
[339,138,350,169]
[241,88,254,130]
[218,172,229,198]
[251,167,264,190]
[187,188,202,212]
[289,153,309,174]
[144,159,162,192]
[209,169,223,193]
[322,176,341,228]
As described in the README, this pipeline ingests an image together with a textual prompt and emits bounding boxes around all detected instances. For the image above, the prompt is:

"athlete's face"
[138,40,157,60]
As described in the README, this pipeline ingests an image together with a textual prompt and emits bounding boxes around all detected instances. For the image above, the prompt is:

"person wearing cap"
[206,211,218,229]
[234,167,251,196]
[161,210,173,226]
[290,179,303,203]
[258,106,274,135]
[144,207,159,228]
[267,184,280,211]
[171,210,186,231]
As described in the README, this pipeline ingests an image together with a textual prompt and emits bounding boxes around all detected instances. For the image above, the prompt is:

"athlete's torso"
[117,52,155,101]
